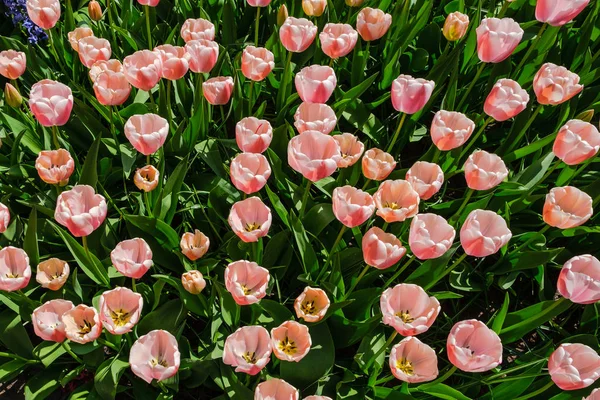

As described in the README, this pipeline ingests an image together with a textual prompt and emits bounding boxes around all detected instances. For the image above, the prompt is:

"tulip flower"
[463,150,509,191]
[29,80,74,127]
[374,180,420,223]
[362,227,406,269]
[549,343,600,390]
[543,186,593,229]
[405,161,444,200]
[130,329,181,383]
[271,321,312,362]
[62,304,102,344]
[476,18,524,63]
[35,149,75,186]
[228,197,272,243]
[277,5,288,26]
[0,50,26,79]
[154,44,190,81]
[356,7,392,41]
[334,133,364,168]
[409,214,455,260]
[93,71,131,106]
[32,299,74,342]
[224,260,270,305]
[222,325,272,375]
[431,110,475,151]
[294,286,330,322]
[255,379,299,400]
[236,117,273,153]
[553,120,600,165]
[320,23,358,59]
[185,39,219,74]
[181,270,206,294]
[26,0,60,29]
[533,63,583,106]
[124,113,169,155]
[89,59,123,82]
[586,389,600,400]
[134,165,160,192]
[203,76,234,105]
[0,247,31,292]
[380,283,440,336]
[460,209,512,257]
[230,153,271,194]
[77,36,111,68]
[88,0,102,21]
[279,17,317,53]
[332,186,375,228]
[4,83,22,108]
[0,203,9,234]
[295,65,336,104]
[443,12,469,41]
[241,46,275,82]
[447,319,502,372]
[99,287,143,335]
[362,148,396,181]
[484,79,530,121]
[294,102,337,135]
[111,238,153,279]
[55,185,107,237]
[287,131,341,182]
[302,0,326,16]
[122,50,163,91]
[138,0,159,6]
[36,258,69,291]
[247,0,270,6]
[391,75,435,114]
[536,0,590,26]
[180,18,215,42]
[179,230,210,261]
[557,255,600,304]
[389,337,439,383]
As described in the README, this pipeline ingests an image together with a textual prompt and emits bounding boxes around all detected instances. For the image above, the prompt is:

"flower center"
[110,309,131,327]
[301,300,318,315]
[242,351,257,364]
[395,310,414,323]
[150,358,168,367]
[244,222,261,232]
[278,336,297,356]
[396,358,414,375]
[51,272,63,279]
[5,273,19,279]
[78,320,93,336]
[241,284,252,295]
[383,202,400,210]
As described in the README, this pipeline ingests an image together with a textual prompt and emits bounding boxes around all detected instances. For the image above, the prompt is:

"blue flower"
[2,0,48,43]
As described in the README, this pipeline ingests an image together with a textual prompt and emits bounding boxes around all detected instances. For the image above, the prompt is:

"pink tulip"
[36,258,69,291]
[374,180,420,223]
[154,44,190,81]
[534,63,583,106]
[0,50,26,79]
[55,185,107,237]
[230,153,271,194]
[242,46,275,82]
[287,131,341,182]
[553,120,600,165]
[405,161,444,200]
[180,229,210,261]
[362,227,406,269]
[431,110,475,151]
[305,397,332,400]
[362,148,396,181]
[294,102,337,135]
[130,330,180,383]
[320,23,358,59]
[35,149,75,186]
[557,255,600,304]
[62,304,102,344]
[111,238,153,279]
[302,0,327,16]
[443,12,469,41]
[180,18,215,42]
[228,197,272,243]
[255,379,299,400]
[29,79,73,127]
[138,0,159,6]
[484,79,530,121]
[124,113,169,155]
[222,325,272,375]
[332,186,375,228]
[476,18,524,63]
[356,7,392,41]
[585,388,600,400]
[279,17,317,53]
[77,36,111,68]
[99,287,143,335]
[464,150,508,191]
[549,343,600,390]
[391,75,435,114]
[32,299,74,342]
[26,0,60,29]
[123,50,163,91]
[0,203,9,233]
[334,133,364,168]
[389,337,439,383]
[225,260,270,305]
[236,117,273,153]
[67,27,94,52]
[134,165,160,192]
[271,320,312,362]
[185,39,219,73]
[247,0,270,6]
[543,186,593,229]
[0,247,31,292]
[89,59,123,82]
[381,283,440,336]
[447,319,502,372]
[536,0,590,26]
[295,65,336,104]
[181,270,206,294]
[93,71,131,106]
[409,214,455,260]
[203,76,234,105]
[460,209,512,257]
[294,286,330,323]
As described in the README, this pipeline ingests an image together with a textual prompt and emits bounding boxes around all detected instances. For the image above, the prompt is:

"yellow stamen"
[278,336,297,356]
[242,351,257,364]
[301,300,318,315]
[78,320,93,336]
[241,284,252,295]
[396,358,414,375]
[383,202,400,210]
[395,310,414,323]
[245,222,261,232]
[110,309,131,327]
[150,358,168,367]
[5,273,19,278]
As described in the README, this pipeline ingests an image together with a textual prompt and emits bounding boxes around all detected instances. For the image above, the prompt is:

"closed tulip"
[230,152,271,194]
[185,39,219,73]
[36,258,69,291]
[533,63,583,106]
[405,161,444,200]
[464,150,508,190]
[154,44,190,81]
[29,79,73,127]
[390,337,438,383]
[447,319,502,372]
[553,120,600,165]
[391,75,435,114]
[287,131,341,182]
[228,197,272,243]
[334,133,364,168]
[460,209,512,257]
[222,326,272,375]
[99,287,143,335]
[32,299,74,342]
[26,0,60,29]
[181,270,206,294]
[93,71,131,106]
[381,283,440,336]
[549,343,600,390]
[0,203,9,233]
[130,330,180,383]
[236,117,273,153]
[443,12,469,41]
[320,23,358,59]
[4,83,21,108]
[277,5,288,26]
[302,0,326,16]
[255,379,299,400]
[431,110,475,151]
[0,247,31,292]
[134,165,160,192]
[225,260,270,305]
[77,36,111,68]
[476,18,524,63]
[55,185,107,237]
[203,76,234,105]
[89,59,123,82]
[356,7,392,41]
[111,238,153,279]
[362,148,396,180]
[124,113,169,155]
[123,50,163,91]
[332,186,375,228]
[180,18,215,42]
[536,0,590,26]
[295,65,336,104]
[484,79,530,121]
[557,255,600,304]
[279,17,317,53]
[271,321,312,362]
[88,0,102,21]
[374,180,420,223]
[138,0,159,6]
[62,304,102,344]
[294,102,337,135]
[180,230,210,261]
[0,50,26,79]
[543,186,593,229]
[409,214,455,260]
[294,286,330,323]
[242,46,275,82]
[362,227,406,269]
[35,149,75,186]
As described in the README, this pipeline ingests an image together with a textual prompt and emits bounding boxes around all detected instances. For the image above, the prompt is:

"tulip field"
[1,0,600,397]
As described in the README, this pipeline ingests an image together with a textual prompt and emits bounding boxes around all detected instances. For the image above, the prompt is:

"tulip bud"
[277,4,288,26]
[575,109,594,123]
[345,0,363,6]
[4,83,22,108]
[443,12,469,41]
[89,0,103,21]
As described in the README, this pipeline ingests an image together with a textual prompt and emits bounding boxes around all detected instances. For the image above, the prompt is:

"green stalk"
[316,225,348,282]
[513,380,554,400]
[424,252,468,290]
[298,179,312,219]
[456,63,486,111]
[513,24,548,76]
[458,117,494,161]
[51,125,60,149]
[504,104,543,154]
[383,256,416,288]
[254,7,260,46]
[144,5,153,49]
[61,342,84,364]
[342,265,370,300]
[451,188,474,222]
[276,51,293,111]
[386,113,407,154]
[512,225,550,254]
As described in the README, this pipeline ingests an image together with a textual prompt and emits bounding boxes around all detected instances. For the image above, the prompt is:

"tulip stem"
[0,351,34,363]
[193,73,204,114]
[458,117,493,161]
[106,0,117,46]
[144,192,153,217]
[248,81,254,116]
[431,148,441,163]
[254,7,260,46]
[82,236,90,259]
[298,179,312,219]
[504,104,543,154]
[108,106,122,159]
[328,58,334,68]
[146,154,151,165]
[51,125,60,149]
[513,24,548,78]
[144,5,152,49]
[512,225,550,254]
[451,188,474,222]
[166,79,172,128]
[61,342,84,364]
[276,51,293,111]
[513,380,554,400]
[432,365,457,384]
[497,0,510,17]
[342,264,370,300]
[425,252,468,290]
[383,256,416,288]
[364,331,398,371]
[361,179,371,191]
[131,278,137,292]
[97,337,119,351]
[456,62,485,111]
[381,222,388,231]
[386,113,407,154]
[317,225,347,282]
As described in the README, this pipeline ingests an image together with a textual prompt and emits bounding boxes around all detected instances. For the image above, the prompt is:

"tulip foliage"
[0,0,600,397]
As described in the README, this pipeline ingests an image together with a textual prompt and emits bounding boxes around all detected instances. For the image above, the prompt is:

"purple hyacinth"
[2,0,48,43]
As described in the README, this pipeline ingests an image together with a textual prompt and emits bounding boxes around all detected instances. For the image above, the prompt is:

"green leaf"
[94,357,129,400]
[0,360,29,383]
[153,274,208,317]
[24,367,61,400]
[23,207,39,267]
[354,327,386,374]
[138,299,186,335]
[493,248,563,274]
[33,341,66,367]
[491,292,510,334]
[416,383,472,400]
[289,213,320,278]
[78,132,102,187]
[265,184,290,228]
[0,309,34,358]
[159,156,188,224]
[500,298,572,343]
